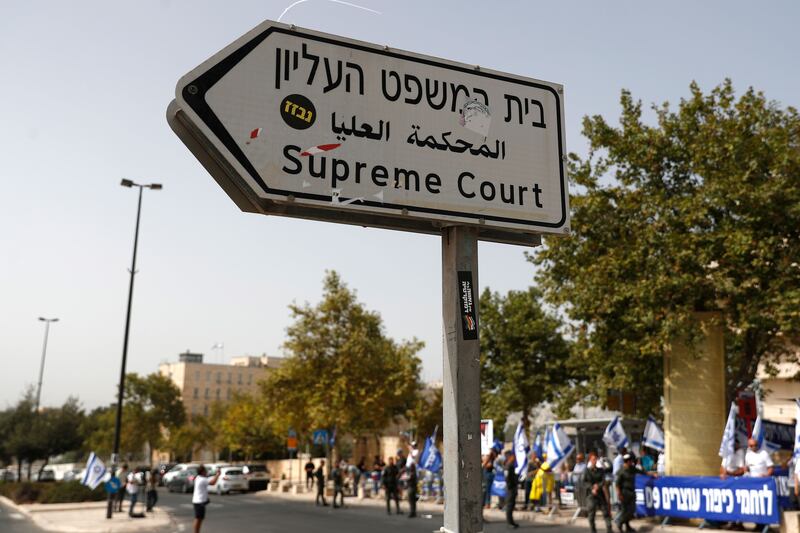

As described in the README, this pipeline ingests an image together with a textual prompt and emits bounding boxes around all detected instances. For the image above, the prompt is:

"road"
[159,489,590,533]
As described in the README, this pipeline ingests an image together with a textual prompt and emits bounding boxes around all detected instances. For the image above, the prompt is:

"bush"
[0,481,105,504]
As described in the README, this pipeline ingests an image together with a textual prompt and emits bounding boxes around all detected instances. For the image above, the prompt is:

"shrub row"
[0,481,105,504]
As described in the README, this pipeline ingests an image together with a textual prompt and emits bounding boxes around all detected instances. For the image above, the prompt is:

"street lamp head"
[148,183,163,190]
[38,317,45,321]
[120,179,134,188]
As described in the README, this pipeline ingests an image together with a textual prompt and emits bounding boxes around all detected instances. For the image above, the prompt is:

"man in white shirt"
[720,446,746,479]
[192,465,221,533]
[745,438,774,477]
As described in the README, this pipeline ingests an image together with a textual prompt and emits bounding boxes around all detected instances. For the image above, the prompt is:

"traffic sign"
[168,20,567,245]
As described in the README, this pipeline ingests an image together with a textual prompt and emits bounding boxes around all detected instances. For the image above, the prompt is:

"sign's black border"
[180,26,567,229]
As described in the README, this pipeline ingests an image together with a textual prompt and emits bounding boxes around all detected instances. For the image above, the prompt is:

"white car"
[215,467,249,495]
[162,463,199,485]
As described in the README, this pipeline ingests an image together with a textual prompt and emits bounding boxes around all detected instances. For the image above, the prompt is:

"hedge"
[0,481,106,504]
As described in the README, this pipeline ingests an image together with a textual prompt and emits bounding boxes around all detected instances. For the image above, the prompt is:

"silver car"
[215,467,248,495]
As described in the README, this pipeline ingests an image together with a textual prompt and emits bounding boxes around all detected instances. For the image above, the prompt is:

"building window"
[206,371,211,381]
[216,389,220,399]
[228,373,232,384]
[192,405,197,415]
[226,389,232,400]
[204,388,209,399]
[238,373,243,384]
[193,388,198,399]
[195,371,200,381]
[203,405,208,416]
[216,372,221,384]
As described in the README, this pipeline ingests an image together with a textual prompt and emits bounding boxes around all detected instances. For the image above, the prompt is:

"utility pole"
[107,179,162,519]
[35,317,59,412]
[441,226,482,533]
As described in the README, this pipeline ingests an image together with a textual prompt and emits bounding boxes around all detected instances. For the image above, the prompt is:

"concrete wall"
[663,312,725,476]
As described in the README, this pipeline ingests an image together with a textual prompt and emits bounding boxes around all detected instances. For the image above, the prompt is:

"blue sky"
[1,0,797,409]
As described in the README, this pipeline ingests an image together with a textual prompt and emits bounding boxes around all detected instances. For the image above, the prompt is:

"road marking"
[9,512,24,520]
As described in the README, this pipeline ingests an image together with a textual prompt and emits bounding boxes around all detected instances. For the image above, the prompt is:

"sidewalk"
[254,482,707,532]
[0,496,173,533]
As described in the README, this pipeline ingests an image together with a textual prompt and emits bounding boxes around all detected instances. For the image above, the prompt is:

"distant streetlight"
[107,179,162,520]
[35,317,59,411]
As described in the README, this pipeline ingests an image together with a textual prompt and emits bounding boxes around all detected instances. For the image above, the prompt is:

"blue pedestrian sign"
[105,476,122,494]
[312,429,329,445]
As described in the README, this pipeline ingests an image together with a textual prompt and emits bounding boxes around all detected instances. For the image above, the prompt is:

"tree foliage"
[410,386,442,441]
[479,287,574,424]
[261,271,423,448]
[532,80,800,414]
[219,393,283,460]
[85,372,185,459]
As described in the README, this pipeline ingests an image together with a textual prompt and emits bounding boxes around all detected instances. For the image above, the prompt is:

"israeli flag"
[419,429,442,473]
[81,452,106,490]
[719,402,738,459]
[514,422,529,480]
[752,414,781,453]
[642,416,665,452]
[603,416,629,450]
[545,422,574,469]
[533,431,543,458]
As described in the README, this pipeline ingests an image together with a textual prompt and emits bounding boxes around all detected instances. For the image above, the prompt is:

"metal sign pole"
[441,226,482,533]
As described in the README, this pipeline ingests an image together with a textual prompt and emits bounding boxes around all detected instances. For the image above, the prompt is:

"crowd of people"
[482,444,664,532]
[304,442,443,518]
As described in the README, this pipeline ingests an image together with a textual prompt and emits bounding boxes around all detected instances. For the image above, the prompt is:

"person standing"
[314,460,328,506]
[114,464,128,512]
[482,450,496,509]
[406,461,418,518]
[126,469,140,517]
[192,465,221,533]
[585,453,613,533]
[745,438,774,478]
[145,469,159,512]
[354,458,365,497]
[615,454,637,533]
[523,453,540,511]
[505,451,520,529]
[332,461,345,508]
[383,457,402,515]
[305,460,316,490]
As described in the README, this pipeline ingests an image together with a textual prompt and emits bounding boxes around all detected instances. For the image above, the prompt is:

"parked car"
[205,463,231,476]
[166,467,198,493]
[62,469,83,482]
[215,467,248,495]
[157,463,176,485]
[242,464,270,491]
[0,469,18,482]
[162,463,198,485]
[37,468,56,482]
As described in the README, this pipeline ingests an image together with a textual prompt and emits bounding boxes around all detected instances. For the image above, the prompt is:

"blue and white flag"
[514,422,529,480]
[794,399,800,460]
[752,414,781,453]
[603,416,629,450]
[533,431,543,458]
[419,428,442,473]
[545,422,574,469]
[719,402,738,459]
[643,416,665,452]
[81,452,106,490]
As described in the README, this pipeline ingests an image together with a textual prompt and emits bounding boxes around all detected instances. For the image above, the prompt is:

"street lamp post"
[107,179,162,520]
[35,317,59,412]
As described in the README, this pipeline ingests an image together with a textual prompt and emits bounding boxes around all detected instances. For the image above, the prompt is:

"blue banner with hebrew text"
[635,475,780,525]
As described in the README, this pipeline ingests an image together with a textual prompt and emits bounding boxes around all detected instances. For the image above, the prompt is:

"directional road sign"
[168,20,567,245]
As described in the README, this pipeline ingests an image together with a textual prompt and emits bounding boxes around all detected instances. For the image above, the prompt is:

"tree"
[479,287,574,425]
[34,397,85,476]
[410,386,443,441]
[260,271,423,455]
[86,372,186,460]
[531,80,800,415]
[219,393,283,461]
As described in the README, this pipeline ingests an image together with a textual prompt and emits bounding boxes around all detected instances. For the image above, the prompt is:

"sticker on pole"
[168,20,568,243]
[458,271,478,340]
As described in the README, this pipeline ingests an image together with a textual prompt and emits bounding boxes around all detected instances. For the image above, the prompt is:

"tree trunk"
[37,458,49,479]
